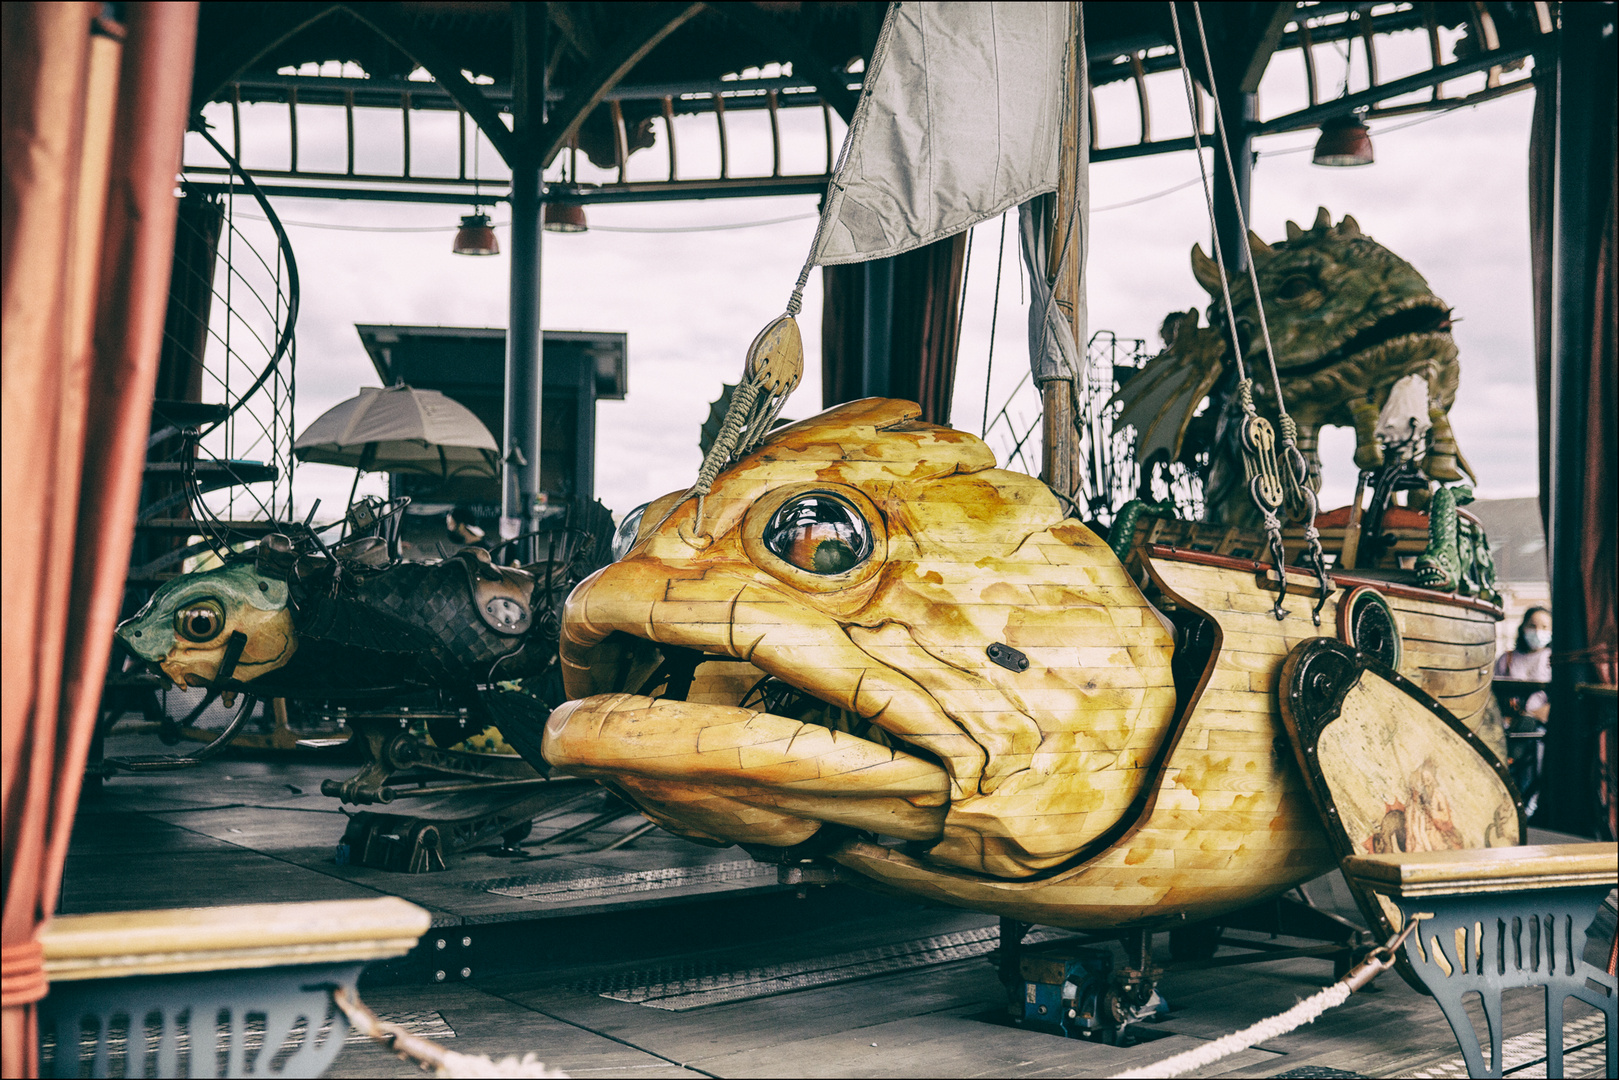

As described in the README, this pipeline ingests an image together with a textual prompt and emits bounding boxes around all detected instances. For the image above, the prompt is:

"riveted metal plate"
[571,926,1068,1011]
[472,859,777,902]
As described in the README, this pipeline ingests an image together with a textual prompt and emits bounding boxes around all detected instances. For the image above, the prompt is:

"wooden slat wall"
[1386,593,1500,753]
[834,555,1501,930]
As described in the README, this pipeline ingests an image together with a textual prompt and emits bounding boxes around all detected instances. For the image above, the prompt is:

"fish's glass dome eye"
[764,494,872,575]
[612,503,649,561]
[175,599,226,643]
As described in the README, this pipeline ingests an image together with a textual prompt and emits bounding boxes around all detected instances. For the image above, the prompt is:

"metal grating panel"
[1402,1013,1610,1079]
[347,1010,456,1044]
[42,1008,454,1068]
[571,926,1068,1011]
[473,859,777,902]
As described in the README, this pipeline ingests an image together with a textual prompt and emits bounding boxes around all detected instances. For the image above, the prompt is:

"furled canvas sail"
[694,3,1086,510]
[806,2,1072,267]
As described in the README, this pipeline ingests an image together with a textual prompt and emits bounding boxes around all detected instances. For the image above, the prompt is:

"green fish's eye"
[1276,275,1314,302]
[175,599,226,643]
[764,493,872,576]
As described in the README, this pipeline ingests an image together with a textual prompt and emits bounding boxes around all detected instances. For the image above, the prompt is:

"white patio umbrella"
[294,384,499,506]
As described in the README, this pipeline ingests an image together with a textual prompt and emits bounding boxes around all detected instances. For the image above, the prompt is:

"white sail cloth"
[807,2,1071,267]
[1021,0,1089,387]
[1020,190,1084,384]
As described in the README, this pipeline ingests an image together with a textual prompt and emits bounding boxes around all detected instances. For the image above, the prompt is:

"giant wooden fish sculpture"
[541,397,1510,930]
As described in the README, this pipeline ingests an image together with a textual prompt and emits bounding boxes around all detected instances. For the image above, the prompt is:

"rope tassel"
[684,314,804,532]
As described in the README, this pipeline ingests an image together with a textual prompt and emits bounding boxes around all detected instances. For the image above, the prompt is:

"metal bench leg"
[1428,982,1498,1078]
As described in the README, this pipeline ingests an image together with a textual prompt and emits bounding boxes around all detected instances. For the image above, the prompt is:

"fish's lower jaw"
[542,692,952,850]
[159,660,214,688]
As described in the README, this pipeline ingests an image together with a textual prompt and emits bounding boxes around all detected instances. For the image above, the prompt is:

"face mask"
[1524,628,1551,651]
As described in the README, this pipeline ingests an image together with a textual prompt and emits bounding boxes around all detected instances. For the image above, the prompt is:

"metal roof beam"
[1239,3,1297,93]
[219,72,855,112]
[337,1,517,164]
[698,1,860,123]
[549,2,603,65]
[537,2,704,168]
[180,174,830,205]
[190,3,343,112]
[1253,43,1535,134]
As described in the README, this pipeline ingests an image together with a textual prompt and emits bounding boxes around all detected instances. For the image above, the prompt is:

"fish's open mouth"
[608,636,943,764]
[111,637,175,688]
[1274,297,1453,377]
[546,629,956,850]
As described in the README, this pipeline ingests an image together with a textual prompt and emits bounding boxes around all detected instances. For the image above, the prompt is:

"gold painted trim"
[40,897,431,981]
[1342,842,1618,898]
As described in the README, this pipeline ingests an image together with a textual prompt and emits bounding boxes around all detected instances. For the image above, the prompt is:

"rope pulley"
[1169,0,1334,623]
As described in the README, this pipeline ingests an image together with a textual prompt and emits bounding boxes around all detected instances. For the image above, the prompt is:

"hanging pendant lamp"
[452,212,499,256]
[543,202,587,233]
[1313,113,1374,167]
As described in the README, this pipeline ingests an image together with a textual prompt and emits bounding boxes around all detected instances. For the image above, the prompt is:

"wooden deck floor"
[58,731,1612,1078]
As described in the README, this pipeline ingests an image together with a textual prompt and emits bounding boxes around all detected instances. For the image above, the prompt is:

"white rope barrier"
[1109,980,1354,1079]
[1109,924,1413,1080]
[333,986,569,1078]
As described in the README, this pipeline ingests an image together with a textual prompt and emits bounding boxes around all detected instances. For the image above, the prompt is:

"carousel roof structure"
[182,2,1553,207]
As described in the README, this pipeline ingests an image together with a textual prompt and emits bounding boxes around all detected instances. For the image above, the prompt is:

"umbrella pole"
[347,468,363,520]
[345,442,376,531]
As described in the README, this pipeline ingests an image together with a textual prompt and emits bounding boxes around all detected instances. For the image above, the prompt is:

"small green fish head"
[116,561,296,686]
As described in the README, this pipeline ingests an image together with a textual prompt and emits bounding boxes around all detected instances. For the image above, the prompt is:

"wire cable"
[981,213,1010,438]
[231,210,820,234]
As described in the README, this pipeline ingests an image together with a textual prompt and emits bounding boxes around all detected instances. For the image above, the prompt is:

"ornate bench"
[38,897,430,1078]
[1342,843,1617,1079]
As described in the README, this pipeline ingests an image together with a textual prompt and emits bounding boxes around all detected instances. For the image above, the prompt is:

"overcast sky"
[195,34,1539,527]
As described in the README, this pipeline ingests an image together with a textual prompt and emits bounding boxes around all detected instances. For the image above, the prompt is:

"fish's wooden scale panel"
[552,399,1501,929]
[834,553,1500,929]
[834,554,1338,928]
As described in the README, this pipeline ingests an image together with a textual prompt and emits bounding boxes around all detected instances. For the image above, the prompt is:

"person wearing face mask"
[1497,607,1553,717]
[1495,606,1552,809]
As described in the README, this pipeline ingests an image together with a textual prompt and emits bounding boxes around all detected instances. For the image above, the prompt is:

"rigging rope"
[333,986,567,1077]
[1185,4,1333,623]
[1166,2,1332,623]
[982,213,1010,438]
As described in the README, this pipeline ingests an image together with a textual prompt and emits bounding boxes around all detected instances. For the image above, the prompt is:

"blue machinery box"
[1016,946,1168,1043]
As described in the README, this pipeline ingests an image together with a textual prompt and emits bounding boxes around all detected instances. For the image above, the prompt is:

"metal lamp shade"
[452,213,500,255]
[1313,115,1374,167]
[294,385,499,478]
[543,202,587,233]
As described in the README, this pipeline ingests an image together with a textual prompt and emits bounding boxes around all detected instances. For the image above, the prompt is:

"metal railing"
[143,126,298,564]
[1091,1,1550,162]
[983,332,1206,527]
[184,73,849,204]
[177,4,1554,200]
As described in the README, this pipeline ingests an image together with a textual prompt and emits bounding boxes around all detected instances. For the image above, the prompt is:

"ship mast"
[1041,1,1086,502]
